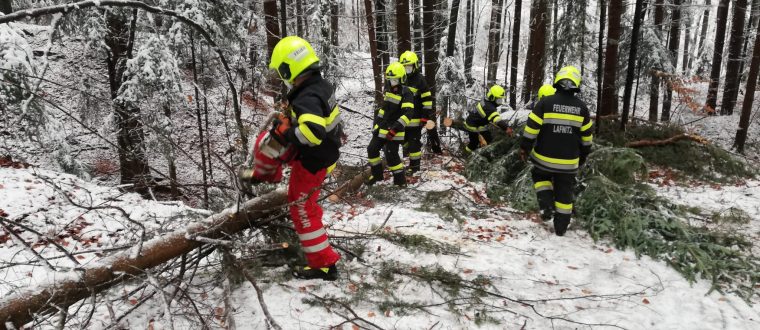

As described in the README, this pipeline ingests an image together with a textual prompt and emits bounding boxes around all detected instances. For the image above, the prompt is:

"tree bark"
[509,0,522,109]
[692,0,711,72]
[706,0,732,114]
[190,33,209,207]
[331,0,339,47]
[681,0,691,73]
[661,0,682,122]
[279,0,287,37]
[376,0,390,68]
[423,0,438,91]
[735,5,760,152]
[620,0,648,129]
[414,0,424,52]
[599,0,623,116]
[739,0,760,80]
[264,0,281,98]
[522,0,548,102]
[365,0,384,105]
[445,0,463,57]
[296,0,304,36]
[464,0,475,84]
[596,0,607,117]
[0,0,11,14]
[397,0,412,52]
[487,0,505,83]
[720,0,748,116]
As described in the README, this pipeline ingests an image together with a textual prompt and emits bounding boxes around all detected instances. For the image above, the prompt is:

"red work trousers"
[287,160,341,268]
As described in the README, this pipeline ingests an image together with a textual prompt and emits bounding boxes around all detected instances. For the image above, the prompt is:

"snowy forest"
[1,0,760,329]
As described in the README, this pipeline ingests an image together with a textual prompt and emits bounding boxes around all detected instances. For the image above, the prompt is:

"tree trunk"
[296,0,304,36]
[423,0,438,90]
[739,0,760,80]
[487,0,504,83]
[397,0,412,52]
[692,0,711,72]
[661,0,682,122]
[681,0,691,73]
[464,0,475,83]
[720,0,748,116]
[706,0,732,114]
[551,0,558,73]
[365,0,384,105]
[105,10,151,191]
[503,7,511,86]
[445,0,462,57]
[163,105,179,199]
[0,0,11,14]
[735,6,760,152]
[190,33,209,207]
[331,0,339,47]
[599,0,622,116]
[620,0,647,129]
[264,0,281,97]
[509,0,522,109]
[279,0,287,37]
[522,0,548,102]
[376,0,390,68]
[414,0,424,52]
[596,0,607,117]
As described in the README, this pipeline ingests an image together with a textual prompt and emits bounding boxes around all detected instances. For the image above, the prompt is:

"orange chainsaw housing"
[249,130,295,183]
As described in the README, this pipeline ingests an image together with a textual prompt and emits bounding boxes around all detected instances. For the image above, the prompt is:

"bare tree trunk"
[465,0,475,84]
[600,0,622,116]
[414,0,424,52]
[503,7,511,86]
[509,0,522,109]
[692,0,711,72]
[740,0,760,80]
[264,0,281,98]
[0,0,11,14]
[661,0,682,122]
[720,0,748,116]
[706,0,732,114]
[682,0,691,73]
[596,0,607,116]
[446,0,463,57]
[296,0,304,36]
[397,0,412,52]
[162,104,179,199]
[621,0,647,129]
[105,10,151,192]
[522,0,548,102]
[365,0,384,105]
[190,33,209,207]
[331,0,339,47]
[279,0,287,37]
[551,0,558,72]
[423,0,438,90]
[487,0,504,83]
[376,0,390,68]
[735,7,760,152]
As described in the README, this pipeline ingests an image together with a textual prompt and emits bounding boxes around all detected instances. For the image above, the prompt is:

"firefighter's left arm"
[419,79,435,122]
[285,94,327,147]
[520,101,545,151]
[579,105,594,157]
[391,89,416,132]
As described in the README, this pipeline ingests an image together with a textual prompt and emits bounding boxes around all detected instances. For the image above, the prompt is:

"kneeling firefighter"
[464,85,512,153]
[519,66,593,236]
[366,61,416,186]
[240,36,343,280]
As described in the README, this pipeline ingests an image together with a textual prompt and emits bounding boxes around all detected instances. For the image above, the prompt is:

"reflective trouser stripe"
[555,201,573,214]
[303,240,331,253]
[368,156,382,165]
[409,151,422,160]
[388,163,404,173]
[531,150,579,171]
[534,181,553,192]
[299,227,327,241]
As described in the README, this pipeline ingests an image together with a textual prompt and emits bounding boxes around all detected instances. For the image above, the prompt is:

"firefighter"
[267,36,343,280]
[537,84,556,101]
[366,61,416,186]
[464,85,511,153]
[519,66,593,236]
[399,50,435,174]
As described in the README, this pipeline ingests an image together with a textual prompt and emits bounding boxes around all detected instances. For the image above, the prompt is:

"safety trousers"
[288,160,341,268]
[404,127,423,173]
[531,167,576,236]
[367,135,405,185]
[465,131,493,153]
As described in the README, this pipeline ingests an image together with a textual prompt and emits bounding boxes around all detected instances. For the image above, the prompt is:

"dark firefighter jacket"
[284,71,343,173]
[372,82,416,141]
[404,71,435,125]
[519,90,593,174]
[465,98,509,132]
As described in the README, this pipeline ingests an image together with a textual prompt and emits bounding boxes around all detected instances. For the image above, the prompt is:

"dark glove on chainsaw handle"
[269,114,291,145]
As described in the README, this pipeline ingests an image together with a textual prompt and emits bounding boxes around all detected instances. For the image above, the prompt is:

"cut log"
[0,170,369,329]
[625,133,708,148]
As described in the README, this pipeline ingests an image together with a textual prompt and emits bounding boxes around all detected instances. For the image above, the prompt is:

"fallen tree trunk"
[625,133,708,148]
[0,170,369,329]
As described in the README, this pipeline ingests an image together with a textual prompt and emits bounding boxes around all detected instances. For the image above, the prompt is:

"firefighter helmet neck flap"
[386,62,407,87]
[399,51,420,74]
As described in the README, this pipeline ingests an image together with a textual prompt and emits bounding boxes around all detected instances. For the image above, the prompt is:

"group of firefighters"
[242,36,593,281]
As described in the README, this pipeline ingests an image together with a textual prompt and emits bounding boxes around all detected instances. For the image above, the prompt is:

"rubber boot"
[293,264,339,281]
[392,171,407,186]
[408,159,421,175]
[553,215,570,236]
[366,164,384,186]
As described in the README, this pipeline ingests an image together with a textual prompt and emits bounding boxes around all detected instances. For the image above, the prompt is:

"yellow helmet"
[487,85,506,101]
[268,36,320,84]
[399,51,420,70]
[385,62,407,84]
[537,84,556,100]
[554,66,582,88]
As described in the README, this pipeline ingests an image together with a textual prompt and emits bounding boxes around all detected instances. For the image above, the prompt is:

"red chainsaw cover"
[250,131,290,183]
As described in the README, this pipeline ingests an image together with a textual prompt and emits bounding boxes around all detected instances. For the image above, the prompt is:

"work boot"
[392,171,407,186]
[366,165,384,186]
[293,264,339,281]
[540,208,553,221]
[408,159,421,175]
[553,218,570,236]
